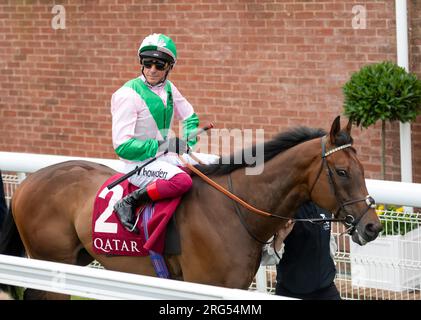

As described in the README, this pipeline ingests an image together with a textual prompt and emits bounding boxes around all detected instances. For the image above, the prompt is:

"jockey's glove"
[158,137,188,155]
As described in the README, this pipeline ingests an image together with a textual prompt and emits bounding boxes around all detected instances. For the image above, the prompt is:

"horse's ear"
[345,118,352,135]
[329,116,341,145]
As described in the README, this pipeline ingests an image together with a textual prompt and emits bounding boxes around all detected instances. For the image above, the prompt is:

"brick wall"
[0,0,420,181]
[410,0,421,182]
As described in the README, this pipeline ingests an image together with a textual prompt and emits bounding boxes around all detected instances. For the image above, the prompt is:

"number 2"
[94,185,123,233]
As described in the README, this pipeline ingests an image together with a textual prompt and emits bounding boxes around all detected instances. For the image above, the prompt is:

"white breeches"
[123,152,220,189]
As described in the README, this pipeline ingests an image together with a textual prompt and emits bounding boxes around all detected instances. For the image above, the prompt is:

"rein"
[179,156,285,220]
[179,154,279,245]
[179,156,279,220]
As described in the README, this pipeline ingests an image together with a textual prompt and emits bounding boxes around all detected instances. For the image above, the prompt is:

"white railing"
[0,151,124,173]
[0,254,285,300]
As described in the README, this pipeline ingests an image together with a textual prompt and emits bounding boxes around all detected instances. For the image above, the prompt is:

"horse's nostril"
[365,223,382,239]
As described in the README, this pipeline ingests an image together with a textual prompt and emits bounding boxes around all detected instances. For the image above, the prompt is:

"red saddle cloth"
[92,173,180,256]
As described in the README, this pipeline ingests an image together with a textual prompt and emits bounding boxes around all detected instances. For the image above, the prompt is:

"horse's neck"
[230,140,319,236]
[178,142,320,288]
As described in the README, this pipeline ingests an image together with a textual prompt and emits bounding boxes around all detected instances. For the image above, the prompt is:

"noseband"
[308,136,376,235]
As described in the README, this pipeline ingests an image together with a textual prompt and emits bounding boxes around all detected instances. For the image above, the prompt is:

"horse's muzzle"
[351,220,383,245]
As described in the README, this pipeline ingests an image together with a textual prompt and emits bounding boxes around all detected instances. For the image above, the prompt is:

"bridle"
[180,135,376,244]
[307,136,376,235]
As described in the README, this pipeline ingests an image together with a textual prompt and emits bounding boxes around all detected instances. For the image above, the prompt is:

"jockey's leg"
[149,172,193,200]
[114,160,192,233]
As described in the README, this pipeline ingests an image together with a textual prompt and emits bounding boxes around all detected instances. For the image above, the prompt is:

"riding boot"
[113,187,152,233]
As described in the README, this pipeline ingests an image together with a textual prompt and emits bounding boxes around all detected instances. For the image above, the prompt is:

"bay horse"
[0,116,382,299]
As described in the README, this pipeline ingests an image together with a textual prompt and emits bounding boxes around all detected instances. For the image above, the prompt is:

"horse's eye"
[336,169,348,177]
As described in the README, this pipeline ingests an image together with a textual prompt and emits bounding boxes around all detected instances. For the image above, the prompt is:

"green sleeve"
[115,138,159,161]
[182,113,199,148]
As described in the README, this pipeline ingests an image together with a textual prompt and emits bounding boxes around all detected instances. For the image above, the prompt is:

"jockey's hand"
[158,137,188,155]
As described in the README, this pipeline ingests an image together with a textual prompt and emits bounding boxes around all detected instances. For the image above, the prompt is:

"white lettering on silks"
[94,238,141,253]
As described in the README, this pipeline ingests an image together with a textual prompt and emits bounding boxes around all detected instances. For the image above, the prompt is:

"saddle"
[92,173,180,257]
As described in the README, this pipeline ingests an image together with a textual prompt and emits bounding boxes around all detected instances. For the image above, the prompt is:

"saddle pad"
[92,173,181,256]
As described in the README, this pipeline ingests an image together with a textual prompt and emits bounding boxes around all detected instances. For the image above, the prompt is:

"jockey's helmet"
[138,33,177,65]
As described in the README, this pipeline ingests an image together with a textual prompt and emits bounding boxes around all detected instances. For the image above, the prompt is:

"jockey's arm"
[115,138,159,161]
[171,83,199,148]
[182,113,199,148]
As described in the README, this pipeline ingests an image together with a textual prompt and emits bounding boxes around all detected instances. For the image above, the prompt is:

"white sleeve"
[329,234,338,261]
[111,87,138,150]
[260,237,285,266]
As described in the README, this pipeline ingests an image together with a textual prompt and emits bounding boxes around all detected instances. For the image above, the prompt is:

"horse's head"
[309,116,382,245]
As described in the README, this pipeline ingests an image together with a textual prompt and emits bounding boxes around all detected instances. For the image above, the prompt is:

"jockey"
[111,33,218,233]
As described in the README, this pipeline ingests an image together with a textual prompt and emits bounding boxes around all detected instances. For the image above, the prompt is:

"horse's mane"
[197,126,329,176]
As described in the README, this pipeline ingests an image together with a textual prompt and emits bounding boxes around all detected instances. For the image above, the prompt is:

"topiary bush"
[343,61,421,178]
[343,61,421,127]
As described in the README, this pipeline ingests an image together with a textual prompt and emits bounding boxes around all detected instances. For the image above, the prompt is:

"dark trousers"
[275,282,342,300]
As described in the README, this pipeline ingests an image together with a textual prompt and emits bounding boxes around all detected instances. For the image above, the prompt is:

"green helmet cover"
[138,33,177,64]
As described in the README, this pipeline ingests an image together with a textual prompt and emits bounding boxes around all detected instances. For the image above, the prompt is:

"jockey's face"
[141,58,170,86]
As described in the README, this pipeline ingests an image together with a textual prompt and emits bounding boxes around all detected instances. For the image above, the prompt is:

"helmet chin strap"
[141,65,172,87]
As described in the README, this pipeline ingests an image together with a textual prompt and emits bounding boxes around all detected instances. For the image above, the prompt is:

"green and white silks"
[111,76,198,163]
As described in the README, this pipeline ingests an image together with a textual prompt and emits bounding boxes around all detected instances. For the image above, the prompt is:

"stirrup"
[128,213,141,233]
